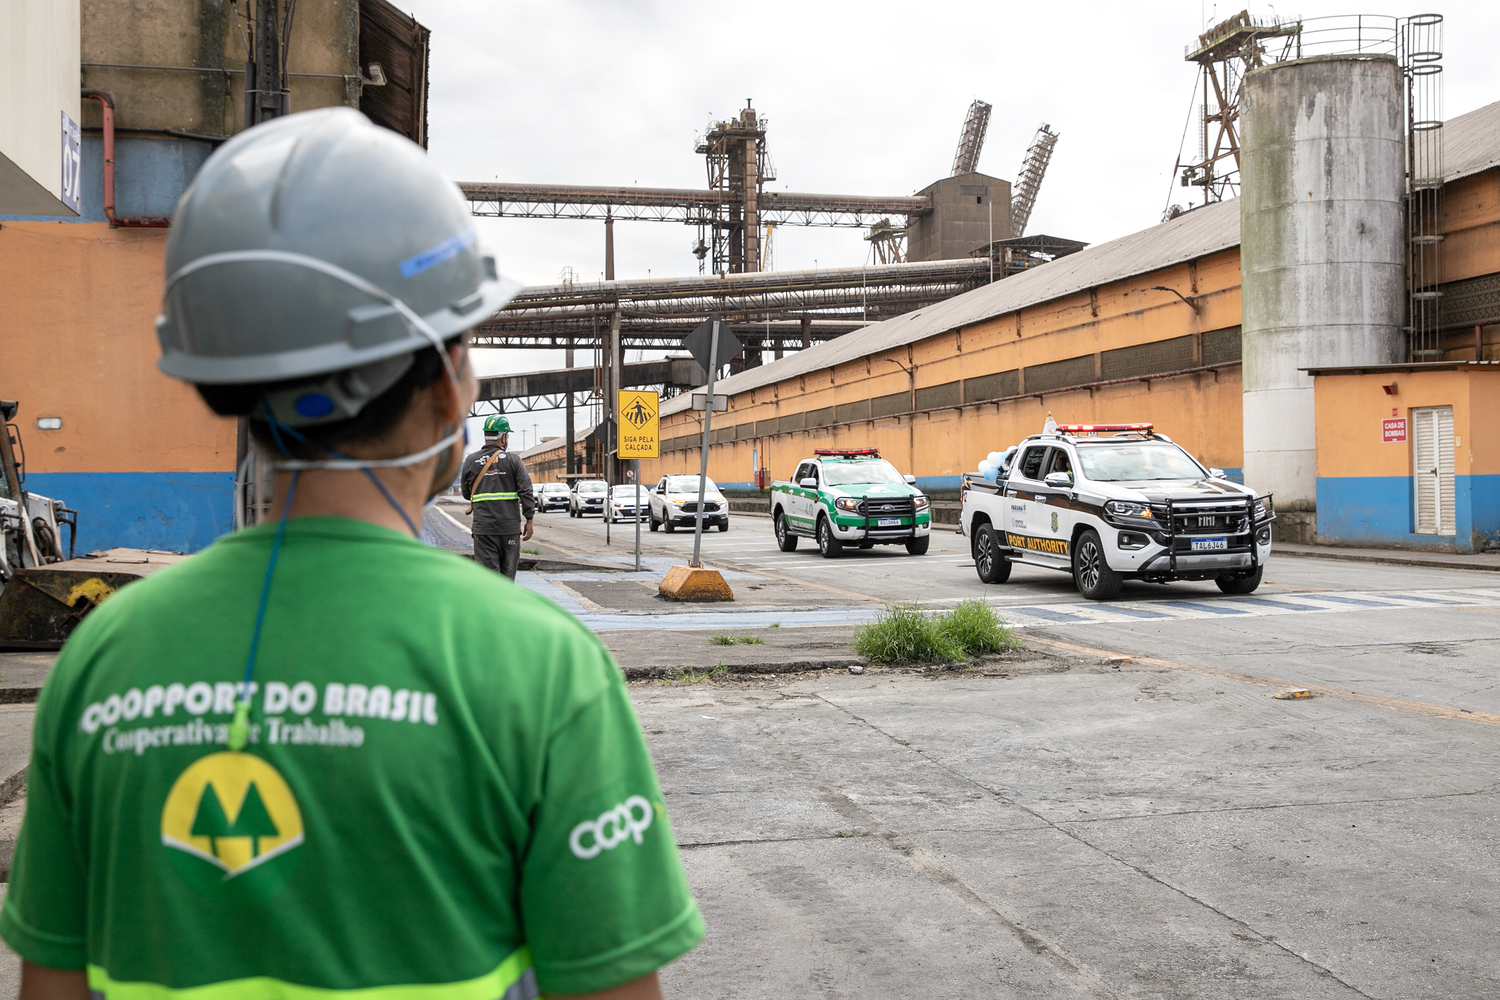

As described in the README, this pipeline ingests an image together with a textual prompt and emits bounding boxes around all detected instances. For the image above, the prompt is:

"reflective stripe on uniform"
[471,492,519,502]
[87,947,537,1000]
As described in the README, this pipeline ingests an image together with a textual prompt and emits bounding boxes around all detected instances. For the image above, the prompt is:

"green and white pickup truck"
[769,449,932,558]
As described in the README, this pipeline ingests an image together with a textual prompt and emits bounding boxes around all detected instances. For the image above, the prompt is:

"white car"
[960,423,1274,599]
[649,475,729,533]
[605,485,648,523]
[568,480,607,517]
[535,482,571,513]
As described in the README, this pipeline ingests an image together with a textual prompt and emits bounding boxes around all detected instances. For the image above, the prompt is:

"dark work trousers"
[474,533,521,579]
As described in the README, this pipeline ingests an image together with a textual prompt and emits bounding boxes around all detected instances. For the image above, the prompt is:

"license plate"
[876,517,902,527]
[1191,537,1228,551]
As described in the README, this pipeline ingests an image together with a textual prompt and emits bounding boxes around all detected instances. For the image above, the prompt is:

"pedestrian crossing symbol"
[617,390,660,459]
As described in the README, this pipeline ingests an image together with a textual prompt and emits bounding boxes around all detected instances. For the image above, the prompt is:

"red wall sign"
[1382,418,1407,443]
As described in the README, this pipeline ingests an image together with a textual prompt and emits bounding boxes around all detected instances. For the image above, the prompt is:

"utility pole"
[604,213,617,544]
[247,0,289,128]
[564,338,575,477]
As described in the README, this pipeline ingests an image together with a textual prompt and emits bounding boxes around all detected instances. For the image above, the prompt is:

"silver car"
[605,484,648,523]
[568,480,608,517]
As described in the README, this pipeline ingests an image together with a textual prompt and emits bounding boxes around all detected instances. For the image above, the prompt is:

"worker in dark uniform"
[461,414,535,578]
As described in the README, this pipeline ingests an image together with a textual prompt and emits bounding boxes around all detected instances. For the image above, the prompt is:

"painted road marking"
[1157,601,1250,616]
[1007,606,1093,623]
[996,588,1500,629]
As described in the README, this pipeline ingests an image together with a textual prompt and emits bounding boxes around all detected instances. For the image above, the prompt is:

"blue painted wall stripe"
[25,472,235,554]
[1316,474,1500,550]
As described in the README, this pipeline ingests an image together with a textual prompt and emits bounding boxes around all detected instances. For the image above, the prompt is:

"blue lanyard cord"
[227,411,427,752]
[228,469,300,752]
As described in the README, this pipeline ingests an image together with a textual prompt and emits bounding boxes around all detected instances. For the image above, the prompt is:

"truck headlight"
[912,495,930,510]
[1105,501,1155,520]
[834,497,859,511]
[1253,497,1273,521]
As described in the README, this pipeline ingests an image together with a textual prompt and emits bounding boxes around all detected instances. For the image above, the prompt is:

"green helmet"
[483,415,511,437]
[155,107,520,426]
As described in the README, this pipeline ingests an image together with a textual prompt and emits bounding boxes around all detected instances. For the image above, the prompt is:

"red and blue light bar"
[814,448,880,457]
[1054,423,1154,436]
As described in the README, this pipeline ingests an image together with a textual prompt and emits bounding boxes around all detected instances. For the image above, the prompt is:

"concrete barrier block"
[658,566,734,602]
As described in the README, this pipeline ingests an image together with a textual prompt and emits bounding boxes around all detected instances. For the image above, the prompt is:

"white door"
[1412,406,1455,535]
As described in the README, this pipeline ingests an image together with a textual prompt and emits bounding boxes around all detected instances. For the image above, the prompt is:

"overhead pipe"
[80,89,172,228]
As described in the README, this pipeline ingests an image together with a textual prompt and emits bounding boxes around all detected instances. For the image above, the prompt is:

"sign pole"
[634,459,641,572]
[691,320,721,569]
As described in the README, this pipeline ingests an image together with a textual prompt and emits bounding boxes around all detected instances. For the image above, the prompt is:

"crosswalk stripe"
[996,587,1500,628]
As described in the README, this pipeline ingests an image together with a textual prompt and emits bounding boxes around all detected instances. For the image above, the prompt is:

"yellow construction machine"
[0,400,183,650]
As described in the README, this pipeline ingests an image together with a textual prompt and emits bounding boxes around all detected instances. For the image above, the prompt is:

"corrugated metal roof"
[517,423,597,460]
[659,98,1500,419]
[1444,99,1500,183]
[661,198,1241,416]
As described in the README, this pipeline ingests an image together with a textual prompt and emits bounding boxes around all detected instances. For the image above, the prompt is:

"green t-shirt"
[0,517,702,998]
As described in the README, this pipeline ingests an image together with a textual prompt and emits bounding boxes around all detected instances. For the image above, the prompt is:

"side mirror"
[799,478,817,489]
[903,474,917,485]
[1044,472,1073,489]
[1208,468,1226,479]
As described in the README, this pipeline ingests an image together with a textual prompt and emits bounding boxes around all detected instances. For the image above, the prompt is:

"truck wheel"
[1073,529,1123,600]
[665,518,676,533]
[973,524,1011,583]
[817,516,843,558]
[1215,566,1264,595]
[649,515,659,532]
[718,520,730,533]
[774,510,798,551]
[905,536,929,555]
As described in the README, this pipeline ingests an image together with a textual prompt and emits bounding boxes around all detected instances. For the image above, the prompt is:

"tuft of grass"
[521,547,540,555]
[853,605,964,664]
[710,634,765,646]
[854,601,1017,664]
[938,599,1017,655]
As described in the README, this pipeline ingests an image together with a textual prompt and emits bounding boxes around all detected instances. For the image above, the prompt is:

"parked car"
[959,422,1274,599]
[568,479,608,517]
[648,475,729,533]
[605,484,648,523]
[535,482,571,513]
[768,448,930,557]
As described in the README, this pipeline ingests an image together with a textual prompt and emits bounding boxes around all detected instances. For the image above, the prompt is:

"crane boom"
[950,100,993,176]
[1010,123,1059,237]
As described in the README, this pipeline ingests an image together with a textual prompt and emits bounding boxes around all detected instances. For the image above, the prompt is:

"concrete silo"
[1239,54,1406,521]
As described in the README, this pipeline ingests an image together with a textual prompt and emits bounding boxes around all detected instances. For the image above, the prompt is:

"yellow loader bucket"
[0,549,186,651]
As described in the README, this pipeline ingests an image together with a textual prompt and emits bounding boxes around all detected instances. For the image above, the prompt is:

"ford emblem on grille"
[881,505,894,512]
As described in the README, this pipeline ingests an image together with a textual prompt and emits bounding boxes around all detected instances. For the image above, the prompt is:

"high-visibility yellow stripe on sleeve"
[87,947,536,1000]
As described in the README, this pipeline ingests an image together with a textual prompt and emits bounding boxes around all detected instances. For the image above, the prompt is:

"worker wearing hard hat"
[1,109,701,1000]
[461,414,535,579]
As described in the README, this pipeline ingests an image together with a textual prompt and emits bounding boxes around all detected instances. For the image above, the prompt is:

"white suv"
[961,425,1274,599]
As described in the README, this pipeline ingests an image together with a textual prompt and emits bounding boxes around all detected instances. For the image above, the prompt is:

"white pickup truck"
[959,423,1274,600]
[769,449,932,557]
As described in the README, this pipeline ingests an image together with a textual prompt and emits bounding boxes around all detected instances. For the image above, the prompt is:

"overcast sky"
[407,1,1500,451]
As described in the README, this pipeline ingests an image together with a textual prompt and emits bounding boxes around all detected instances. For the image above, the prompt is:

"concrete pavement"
[0,505,1496,996]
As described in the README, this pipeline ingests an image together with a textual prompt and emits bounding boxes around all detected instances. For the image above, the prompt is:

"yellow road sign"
[617,390,660,459]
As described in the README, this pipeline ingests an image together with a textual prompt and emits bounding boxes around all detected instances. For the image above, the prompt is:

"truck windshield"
[666,476,718,494]
[577,481,607,494]
[820,460,906,486]
[1076,443,1206,482]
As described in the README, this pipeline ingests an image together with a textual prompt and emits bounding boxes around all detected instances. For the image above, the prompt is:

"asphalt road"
[1,507,1492,997]
[521,506,1500,997]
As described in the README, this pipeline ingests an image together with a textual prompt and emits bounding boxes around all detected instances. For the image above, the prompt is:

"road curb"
[1274,547,1500,573]
[622,657,867,679]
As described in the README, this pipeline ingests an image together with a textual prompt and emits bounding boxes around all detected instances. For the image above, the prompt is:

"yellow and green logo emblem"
[161,752,304,878]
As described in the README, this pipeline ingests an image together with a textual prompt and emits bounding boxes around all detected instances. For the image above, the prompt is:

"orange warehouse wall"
[1440,170,1500,285]
[1,222,237,473]
[1314,370,1500,479]
[643,369,1244,487]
